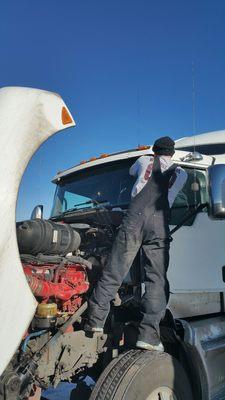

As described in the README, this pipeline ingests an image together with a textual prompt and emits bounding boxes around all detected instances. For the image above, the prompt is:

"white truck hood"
[0,87,75,376]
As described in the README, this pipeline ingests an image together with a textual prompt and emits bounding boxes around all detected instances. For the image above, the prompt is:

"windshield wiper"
[74,199,109,209]
[57,199,109,217]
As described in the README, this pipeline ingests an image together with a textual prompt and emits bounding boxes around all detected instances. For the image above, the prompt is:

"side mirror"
[208,164,225,219]
[30,205,43,220]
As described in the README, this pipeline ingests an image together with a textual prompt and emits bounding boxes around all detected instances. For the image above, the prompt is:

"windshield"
[51,159,136,217]
[51,159,207,225]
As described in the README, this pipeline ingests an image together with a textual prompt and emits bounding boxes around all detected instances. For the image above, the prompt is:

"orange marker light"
[100,153,109,158]
[62,107,73,125]
[89,157,97,161]
[137,145,150,150]
[80,160,86,164]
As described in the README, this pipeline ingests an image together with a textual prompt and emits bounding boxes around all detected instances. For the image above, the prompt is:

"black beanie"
[152,136,175,156]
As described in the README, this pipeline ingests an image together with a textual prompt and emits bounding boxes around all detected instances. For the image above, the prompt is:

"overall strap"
[152,157,177,176]
[152,156,161,172]
[163,163,177,176]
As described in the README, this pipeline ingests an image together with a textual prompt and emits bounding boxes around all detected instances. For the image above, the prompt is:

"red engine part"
[23,263,89,304]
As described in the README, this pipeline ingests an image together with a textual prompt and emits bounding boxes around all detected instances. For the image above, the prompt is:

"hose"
[22,330,47,353]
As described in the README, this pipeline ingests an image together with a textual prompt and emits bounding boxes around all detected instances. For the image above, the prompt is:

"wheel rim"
[146,386,178,400]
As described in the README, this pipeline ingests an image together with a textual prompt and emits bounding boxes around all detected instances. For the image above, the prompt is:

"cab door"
[169,167,225,316]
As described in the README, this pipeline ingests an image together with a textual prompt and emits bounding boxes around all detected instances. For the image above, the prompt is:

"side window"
[170,168,207,226]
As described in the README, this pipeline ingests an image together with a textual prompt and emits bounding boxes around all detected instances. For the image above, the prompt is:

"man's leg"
[86,222,142,330]
[138,238,170,345]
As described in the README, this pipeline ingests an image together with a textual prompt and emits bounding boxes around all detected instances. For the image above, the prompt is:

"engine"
[17,219,92,328]
[5,216,139,397]
[24,261,89,324]
[16,215,138,332]
[2,217,116,397]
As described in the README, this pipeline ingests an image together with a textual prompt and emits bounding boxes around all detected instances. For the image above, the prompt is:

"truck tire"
[90,349,193,400]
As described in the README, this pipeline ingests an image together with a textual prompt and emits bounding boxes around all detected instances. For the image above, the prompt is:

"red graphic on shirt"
[144,162,153,180]
[144,159,178,188]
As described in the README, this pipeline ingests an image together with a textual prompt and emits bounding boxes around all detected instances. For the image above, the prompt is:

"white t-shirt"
[129,155,187,207]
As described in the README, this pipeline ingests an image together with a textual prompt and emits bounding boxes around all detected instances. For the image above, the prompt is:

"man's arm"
[129,156,152,198]
[129,155,152,177]
[129,158,141,176]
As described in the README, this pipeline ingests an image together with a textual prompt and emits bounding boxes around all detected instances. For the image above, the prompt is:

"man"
[85,136,187,351]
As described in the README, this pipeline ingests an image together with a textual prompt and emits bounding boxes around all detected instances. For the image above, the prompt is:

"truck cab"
[50,146,224,317]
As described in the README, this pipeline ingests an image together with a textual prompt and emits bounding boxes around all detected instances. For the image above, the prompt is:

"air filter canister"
[16,219,81,255]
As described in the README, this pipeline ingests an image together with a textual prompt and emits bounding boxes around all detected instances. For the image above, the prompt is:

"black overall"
[87,157,176,344]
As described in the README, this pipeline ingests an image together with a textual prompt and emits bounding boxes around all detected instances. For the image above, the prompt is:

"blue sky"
[1,0,225,220]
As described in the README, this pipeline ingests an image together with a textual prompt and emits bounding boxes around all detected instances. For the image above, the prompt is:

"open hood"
[0,87,75,375]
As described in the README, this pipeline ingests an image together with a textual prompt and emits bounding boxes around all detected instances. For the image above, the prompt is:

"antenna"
[192,62,197,150]
[137,88,141,147]
[191,62,198,207]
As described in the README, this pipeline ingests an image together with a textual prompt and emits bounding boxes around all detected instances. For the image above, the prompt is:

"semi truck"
[1,87,225,400]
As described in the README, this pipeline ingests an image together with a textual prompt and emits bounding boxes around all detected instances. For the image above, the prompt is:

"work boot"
[84,325,103,334]
[136,340,164,352]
